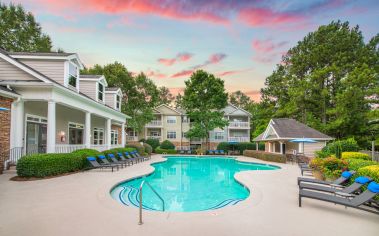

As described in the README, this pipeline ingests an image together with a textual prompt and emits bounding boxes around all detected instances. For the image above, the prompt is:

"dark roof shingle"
[271,118,332,139]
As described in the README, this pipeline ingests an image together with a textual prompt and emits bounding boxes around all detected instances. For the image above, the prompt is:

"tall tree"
[158,86,174,105]
[174,93,183,108]
[229,90,251,109]
[81,63,160,133]
[0,3,52,52]
[182,70,229,149]
[261,21,379,147]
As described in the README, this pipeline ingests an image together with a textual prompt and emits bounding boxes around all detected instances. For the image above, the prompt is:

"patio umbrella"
[0,107,9,111]
[290,138,317,154]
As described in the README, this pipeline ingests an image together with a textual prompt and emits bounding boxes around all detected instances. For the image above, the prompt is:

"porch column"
[255,142,259,151]
[121,122,126,147]
[46,100,56,153]
[268,142,271,152]
[106,118,111,149]
[85,112,91,148]
[280,141,284,154]
[11,99,25,149]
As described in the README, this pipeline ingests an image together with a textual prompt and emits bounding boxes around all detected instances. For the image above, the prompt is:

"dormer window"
[116,95,121,110]
[68,62,78,88]
[98,82,104,101]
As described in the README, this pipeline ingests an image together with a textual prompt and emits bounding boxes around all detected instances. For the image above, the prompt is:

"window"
[167,131,176,139]
[111,130,118,145]
[182,116,189,123]
[182,132,187,138]
[150,131,160,137]
[215,132,224,140]
[127,130,137,137]
[68,63,78,87]
[93,128,104,145]
[167,116,176,124]
[98,83,104,101]
[69,122,84,144]
[116,95,121,110]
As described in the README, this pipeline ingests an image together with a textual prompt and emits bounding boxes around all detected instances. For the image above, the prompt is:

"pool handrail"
[139,180,165,225]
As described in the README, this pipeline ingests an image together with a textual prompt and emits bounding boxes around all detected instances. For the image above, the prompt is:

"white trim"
[262,120,279,140]
[105,88,122,94]
[0,89,20,98]
[155,104,182,114]
[226,103,252,117]
[0,52,52,83]
[93,127,104,145]
[10,53,84,69]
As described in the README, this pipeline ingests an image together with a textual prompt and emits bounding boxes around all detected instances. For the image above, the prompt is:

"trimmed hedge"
[145,138,160,152]
[160,140,175,150]
[102,147,136,157]
[317,138,360,158]
[156,147,177,154]
[346,159,379,171]
[217,142,257,154]
[243,150,286,163]
[17,153,85,177]
[341,152,370,160]
[125,143,144,154]
[357,165,379,183]
[143,143,153,155]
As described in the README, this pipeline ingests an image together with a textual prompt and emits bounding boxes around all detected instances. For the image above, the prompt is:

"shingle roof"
[254,118,333,141]
[9,52,75,57]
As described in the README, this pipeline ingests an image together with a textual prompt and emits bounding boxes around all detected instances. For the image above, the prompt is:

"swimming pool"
[110,156,279,212]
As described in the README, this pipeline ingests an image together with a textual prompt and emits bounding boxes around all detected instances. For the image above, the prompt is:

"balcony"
[228,137,250,142]
[228,121,249,129]
[146,120,162,127]
[126,136,138,141]
[146,136,162,141]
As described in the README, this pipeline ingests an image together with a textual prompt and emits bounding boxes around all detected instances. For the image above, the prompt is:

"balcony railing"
[146,120,162,127]
[55,144,86,153]
[146,136,161,140]
[228,121,250,128]
[126,136,138,141]
[90,145,108,152]
[228,137,250,142]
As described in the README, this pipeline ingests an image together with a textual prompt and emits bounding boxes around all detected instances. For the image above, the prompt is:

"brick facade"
[111,124,122,145]
[0,96,13,173]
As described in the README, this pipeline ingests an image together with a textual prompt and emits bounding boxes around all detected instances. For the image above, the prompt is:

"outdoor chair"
[219,150,225,155]
[98,155,123,167]
[298,170,356,186]
[186,150,192,154]
[208,150,214,155]
[108,153,129,167]
[299,181,379,215]
[179,150,185,154]
[124,152,138,164]
[214,150,220,155]
[117,153,133,166]
[132,151,146,161]
[299,176,372,194]
[87,156,118,172]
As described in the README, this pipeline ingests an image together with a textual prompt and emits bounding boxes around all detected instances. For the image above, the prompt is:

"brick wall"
[111,125,122,145]
[0,96,13,173]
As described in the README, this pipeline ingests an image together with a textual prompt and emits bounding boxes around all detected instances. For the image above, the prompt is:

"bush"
[17,153,85,177]
[102,147,136,157]
[156,147,177,154]
[310,157,348,179]
[145,138,160,152]
[346,159,379,171]
[341,152,370,160]
[125,143,144,154]
[217,142,256,153]
[319,138,360,158]
[160,140,175,150]
[357,165,379,183]
[143,143,152,154]
[243,150,286,163]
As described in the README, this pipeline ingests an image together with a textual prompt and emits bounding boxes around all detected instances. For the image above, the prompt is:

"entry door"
[26,122,47,154]
[282,143,286,154]
[69,128,83,144]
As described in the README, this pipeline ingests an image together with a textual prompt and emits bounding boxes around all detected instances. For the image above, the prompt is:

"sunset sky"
[6,0,379,101]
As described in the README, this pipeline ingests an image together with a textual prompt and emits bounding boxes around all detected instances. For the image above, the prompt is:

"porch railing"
[110,144,123,149]
[146,136,161,140]
[146,120,162,127]
[228,137,250,142]
[55,144,86,153]
[126,136,138,141]
[2,147,24,167]
[228,122,249,128]
[90,145,108,152]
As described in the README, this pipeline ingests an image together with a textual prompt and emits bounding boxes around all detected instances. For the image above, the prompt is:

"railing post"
[139,185,143,225]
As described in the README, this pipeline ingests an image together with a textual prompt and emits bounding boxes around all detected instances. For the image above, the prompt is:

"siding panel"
[0,58,39,81]
[19,59,64,84]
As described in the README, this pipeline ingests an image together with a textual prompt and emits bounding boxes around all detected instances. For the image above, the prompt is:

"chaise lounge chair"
[186,150,192,154]
[298,170,356,186]
[179,150,185,154]
[299,176,372,194]
[208,150,214,155]
[214,150,220,155]
[117,153,133,166]
[108,153,129,167]
[87,156,119,172]
[131,151,145,162]
[299,181,379,215]
[98,155,123,168]
[124,152,138,164]
[219,150,225,155]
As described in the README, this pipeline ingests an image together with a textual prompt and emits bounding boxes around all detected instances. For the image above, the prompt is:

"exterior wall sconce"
[59,131,66,142]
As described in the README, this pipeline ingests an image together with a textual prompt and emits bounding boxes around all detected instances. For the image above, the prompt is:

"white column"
[268,142,271,152]
[85,112,91,148]
[121,123,126,147]
[106,118,111,149]
[11,99,24,148]
[280,141,283,154]
[46,100,56,153]
[255,142,259,151]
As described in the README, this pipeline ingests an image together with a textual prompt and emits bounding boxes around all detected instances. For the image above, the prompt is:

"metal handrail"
[139,180,165,225]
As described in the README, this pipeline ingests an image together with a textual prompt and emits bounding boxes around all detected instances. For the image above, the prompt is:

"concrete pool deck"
[0,155,378,236]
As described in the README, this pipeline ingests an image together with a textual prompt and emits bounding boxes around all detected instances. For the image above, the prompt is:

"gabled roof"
[222,103,252,117]
[80,75,103,79]
[155,104,182,115]
[80,74,108,86]
[9,52,76,57]
[254,118,333,141]
[105,87,121,92]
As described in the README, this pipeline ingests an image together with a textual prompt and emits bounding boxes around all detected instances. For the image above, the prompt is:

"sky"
[5,0,379,101]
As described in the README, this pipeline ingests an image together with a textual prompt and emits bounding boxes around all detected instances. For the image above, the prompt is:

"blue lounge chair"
[299,176,372,194]
[220,150,225,155]
[87,156,118,172]
[117,153,133,166]
[298,170,356,186]
[108,153,129,168]
[208,150,214,155]
[131,151,144,162]
[214,150,220,155]
[98,155,123,168]
[124,152,138,164]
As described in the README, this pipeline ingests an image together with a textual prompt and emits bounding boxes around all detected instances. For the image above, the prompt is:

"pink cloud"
[146,70,167,79]
[252,39,288,53]
[168,87,185,96]
[171,70,194,78]
[216,68,253,77]
[158,52,193,66]
[208,53,227,64]
[238,7,304,27]
[244,90,261,102]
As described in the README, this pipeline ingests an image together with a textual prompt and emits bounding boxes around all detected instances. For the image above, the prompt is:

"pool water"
[110,156,279,212]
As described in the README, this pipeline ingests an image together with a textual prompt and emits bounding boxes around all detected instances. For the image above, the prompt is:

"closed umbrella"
[0,107,9,111]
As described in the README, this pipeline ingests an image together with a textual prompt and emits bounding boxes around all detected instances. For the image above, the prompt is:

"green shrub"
[160,140,175,150]
[125,143,144,154]
[310,157,348,179]
[143,143,152,154]
[71,148,100,168]
[17,153,85,177]
[341,152,370,160]
[243,150,286,163]
[319,138,360,158]
[217,142,256,153]
[347,159,379,171]
[156,147,177,154]
[217,142,231,151]
[145,138,160,152]
[102,147,136,157]
[236,142,255,153]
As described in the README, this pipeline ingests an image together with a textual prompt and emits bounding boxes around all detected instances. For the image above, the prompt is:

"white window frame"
[68,122,84,145]
[167,131,176,139]
[64,61,79,91]
[115,94,121,111]
[167,116,177,124]
[111,130,119,145]
[214,132,224,140]
[97,82,105,103]
[93,127,104,145]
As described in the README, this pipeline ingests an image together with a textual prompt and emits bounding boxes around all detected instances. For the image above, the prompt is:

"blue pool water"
[110,156,279,212]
